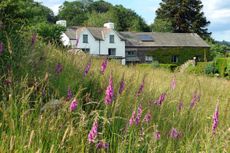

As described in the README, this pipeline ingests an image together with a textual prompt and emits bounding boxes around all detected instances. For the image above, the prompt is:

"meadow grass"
[0,39,229,153]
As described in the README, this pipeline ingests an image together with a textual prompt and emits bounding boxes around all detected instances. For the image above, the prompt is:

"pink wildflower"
[212,103,219,134]
[0,42,3,55]
[70,98,78,111]
[96,141,109,149]
[104,74,114,105]
[84,60,91,77]
[66,86,73,101]
[190,91,200,108]
[119,75,125,94]
[136,77,145,97]
[55,63,63,74]
[169,128,181,139]
[154,131,161,140]
[135,105,143,125]
[143,111,151,123]
[101,58,108,74]
[129,111,136,126]
[171,76,176,90]
[155,92,166,106]
[88,120,98,143]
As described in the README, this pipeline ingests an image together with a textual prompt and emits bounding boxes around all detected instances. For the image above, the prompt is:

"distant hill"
[216,40,230,46]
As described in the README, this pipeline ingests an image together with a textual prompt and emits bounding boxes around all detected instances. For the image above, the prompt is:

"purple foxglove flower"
[31,33,37,46]
[212,103,219,134]
[136,77,145,97]
[70,98,78,111]
[84,60,91,77]
[104,74,114,105]
[178,100,183,111]
[135,105,143,125]
[0,42,3,55]
[88,120,98,143]
[101,58,108,74]
[155,93,166,106]
[171,76,176,90]
[129,111,136,126]
[143,111,151,123]
[96,141,109,149]
[119,75,125,94]
[190,91,200,109]
[55,63,63,74]
[154,131,161,140]
[169,128,181,139]
[66,86,73,101]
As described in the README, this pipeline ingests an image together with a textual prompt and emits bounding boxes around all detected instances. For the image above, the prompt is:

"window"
[145,56,153,62]
[108,48,116,56]
[109,35,114,43]
[171,55,179,63]
[81,48,90,53]
[83,34,88,43]
[127,51,136,56]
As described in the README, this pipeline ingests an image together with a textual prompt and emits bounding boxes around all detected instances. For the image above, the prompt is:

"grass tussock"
[0,36,230,153]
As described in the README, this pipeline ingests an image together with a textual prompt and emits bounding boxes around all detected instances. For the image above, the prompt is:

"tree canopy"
[155,0,211,38]
[57,0,150,32]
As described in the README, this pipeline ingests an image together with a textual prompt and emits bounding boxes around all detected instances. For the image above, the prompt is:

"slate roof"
[66,27,125,41]
[119,32,210,48]
[64,28,77,40]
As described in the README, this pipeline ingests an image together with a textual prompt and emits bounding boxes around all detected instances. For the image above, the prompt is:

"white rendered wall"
[77,29,99,55]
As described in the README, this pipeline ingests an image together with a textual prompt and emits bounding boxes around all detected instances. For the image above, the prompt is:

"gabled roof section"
[66,26,125,41]
[119,32,210,48]
[65,28,77,40]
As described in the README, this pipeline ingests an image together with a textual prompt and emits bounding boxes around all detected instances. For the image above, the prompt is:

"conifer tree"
[156,0,211,38]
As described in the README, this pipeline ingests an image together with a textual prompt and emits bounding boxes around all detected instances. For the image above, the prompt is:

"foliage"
[214,58,230,77]
[150,18,173,32]
[204,62,217,75]
[185,62,212,75]
[210,42,230,58]
[58,1,150,32]
[156,0,211,38]
[32,23,66,45]
[0,0,55,30]
[159,63,177,71]
[58,1,88,26]
[146,47,210,65]
[151,61,160,68]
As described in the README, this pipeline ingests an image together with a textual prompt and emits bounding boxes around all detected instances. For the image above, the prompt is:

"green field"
[0,40,229,153]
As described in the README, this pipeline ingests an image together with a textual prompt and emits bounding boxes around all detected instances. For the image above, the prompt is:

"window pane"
[110,35,114,43]
[83,35,88,43]
[108,48,116,56]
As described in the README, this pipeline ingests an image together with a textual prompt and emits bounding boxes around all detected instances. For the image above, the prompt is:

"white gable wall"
[100,30,126,64]
[61,33,71,46]
[77,29,99,55]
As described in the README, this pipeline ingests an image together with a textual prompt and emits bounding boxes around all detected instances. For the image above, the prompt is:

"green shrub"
[186,62,211,75]
[151,61,160,68]
[204,62,217,75]
[159,64,177,71]
[214,58,230,77]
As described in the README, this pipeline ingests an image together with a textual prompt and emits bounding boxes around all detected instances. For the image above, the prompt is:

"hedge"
[214,58,230,77]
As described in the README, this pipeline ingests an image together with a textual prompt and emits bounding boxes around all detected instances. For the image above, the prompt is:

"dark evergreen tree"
[156,0,211,38]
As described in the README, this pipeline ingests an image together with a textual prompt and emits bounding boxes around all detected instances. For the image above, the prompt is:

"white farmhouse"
[60,22,126,65]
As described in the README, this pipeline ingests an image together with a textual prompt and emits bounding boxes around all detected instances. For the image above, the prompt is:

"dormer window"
[110,35,115,43]
[83,34,88,43]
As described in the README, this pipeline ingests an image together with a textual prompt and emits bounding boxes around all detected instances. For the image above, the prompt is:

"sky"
[35,0,230,41]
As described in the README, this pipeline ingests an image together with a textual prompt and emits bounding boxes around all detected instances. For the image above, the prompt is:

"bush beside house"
[146,47,210,65]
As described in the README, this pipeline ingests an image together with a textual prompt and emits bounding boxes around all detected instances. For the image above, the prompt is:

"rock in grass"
[40,99,63,113]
